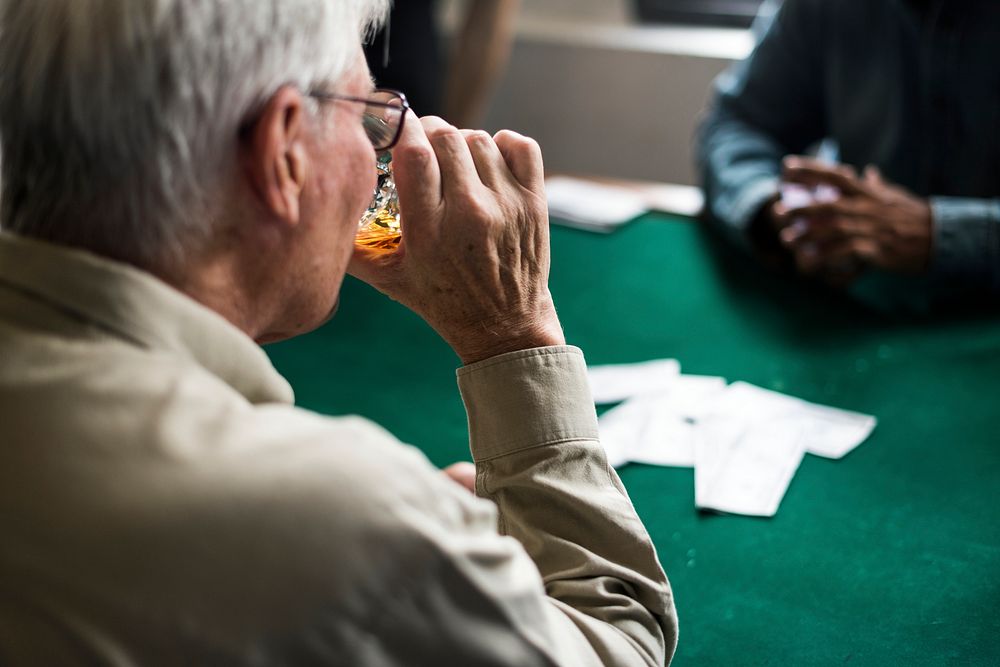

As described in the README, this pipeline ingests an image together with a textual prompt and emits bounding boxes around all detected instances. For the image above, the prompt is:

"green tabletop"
[266,214,1000,666]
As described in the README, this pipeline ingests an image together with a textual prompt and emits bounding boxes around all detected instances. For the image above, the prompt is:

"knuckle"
[522,135,541,152]
[466,130,493,145]
[469,198,496,222]
[453,190,489,216]
[428,125,462,145]
[395,143,433,167]
[494,129,536,150]
[419,115,448,129]
[515,135,541,155]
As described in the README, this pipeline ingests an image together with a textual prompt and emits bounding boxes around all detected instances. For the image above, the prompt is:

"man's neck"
[160,255,262,341]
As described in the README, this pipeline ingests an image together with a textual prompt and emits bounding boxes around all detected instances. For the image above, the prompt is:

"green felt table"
[266,213,1000,666]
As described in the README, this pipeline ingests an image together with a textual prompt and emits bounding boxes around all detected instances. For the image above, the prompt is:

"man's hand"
[348,113,565,364]
[442,462,477,493]
[767,156,933,285]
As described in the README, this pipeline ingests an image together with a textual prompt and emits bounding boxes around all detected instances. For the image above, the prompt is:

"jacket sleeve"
[428,345,678,667]
[929,197,1000,294]
[696,0,829,247]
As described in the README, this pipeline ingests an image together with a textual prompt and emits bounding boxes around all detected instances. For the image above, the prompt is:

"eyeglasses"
[308,88,409,151]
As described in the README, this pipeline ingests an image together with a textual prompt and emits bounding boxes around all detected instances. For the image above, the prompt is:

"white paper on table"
[712,382,876,459]
[600,436,630,469]
[597,375,728,468]
[545,176,649,231]
[587,359,682,404]
[627,376,728,467]
[694,417,806,517]
[597,399,646,468]
[599,396,695,468]
[626,406,699,467]
[634,182,705,217]
[655,375,729,420]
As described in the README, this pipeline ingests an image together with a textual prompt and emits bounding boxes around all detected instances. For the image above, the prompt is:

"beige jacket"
[0,232,677,666]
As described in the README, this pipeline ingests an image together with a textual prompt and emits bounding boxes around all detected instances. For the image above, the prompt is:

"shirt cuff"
[456,345,599,462]
[930,197,1000,283]
[729,176,781,233]
[708,175,781,251]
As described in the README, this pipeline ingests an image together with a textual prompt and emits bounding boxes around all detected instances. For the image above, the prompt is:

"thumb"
[347,244,405,296]
[442,462,477,493]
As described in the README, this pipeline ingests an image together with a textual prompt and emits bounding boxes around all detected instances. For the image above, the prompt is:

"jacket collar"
[0,232,294,405]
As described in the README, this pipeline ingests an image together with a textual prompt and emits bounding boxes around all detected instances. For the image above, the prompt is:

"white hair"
[0,0,388,268]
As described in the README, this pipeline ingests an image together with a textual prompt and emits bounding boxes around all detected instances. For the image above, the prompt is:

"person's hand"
[348,113,565,364]
[772,156,933,285]
[442,462,477,493]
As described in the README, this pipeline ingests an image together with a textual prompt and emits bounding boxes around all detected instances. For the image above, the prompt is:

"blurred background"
[435,0,763,186]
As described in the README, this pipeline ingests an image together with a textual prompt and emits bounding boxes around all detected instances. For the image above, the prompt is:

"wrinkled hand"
[768,156,933,285]
[349,113,565,364]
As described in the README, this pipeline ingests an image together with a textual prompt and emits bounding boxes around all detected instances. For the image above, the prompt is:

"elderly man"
[0,1,676,665]
[697,0,1000,304]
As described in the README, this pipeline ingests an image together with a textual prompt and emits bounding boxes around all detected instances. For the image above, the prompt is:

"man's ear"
[240,86,310,227]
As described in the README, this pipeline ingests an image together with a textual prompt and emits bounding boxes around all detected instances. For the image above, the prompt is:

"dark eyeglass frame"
[308,88,409,151]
